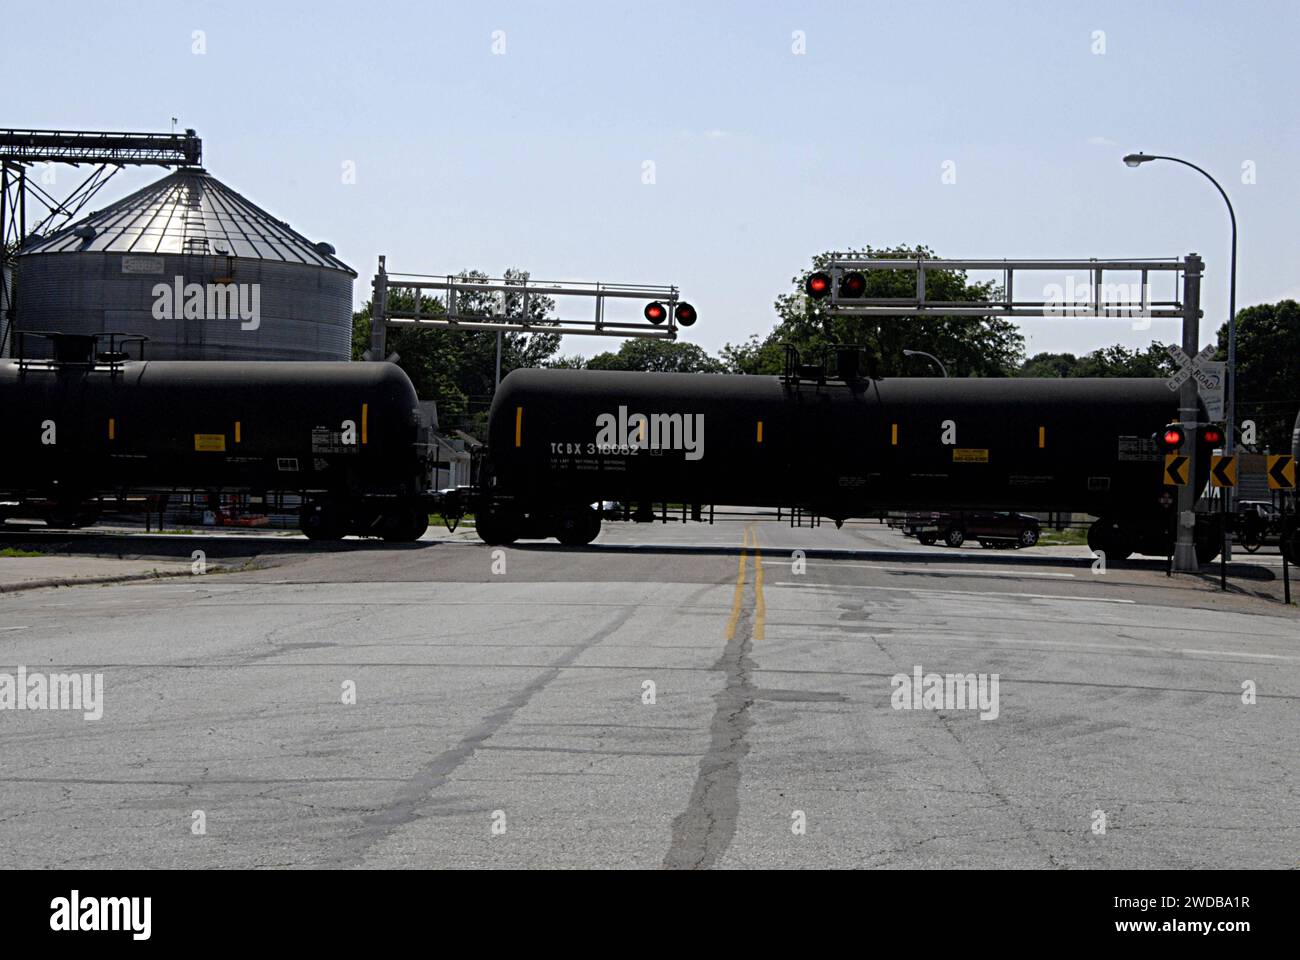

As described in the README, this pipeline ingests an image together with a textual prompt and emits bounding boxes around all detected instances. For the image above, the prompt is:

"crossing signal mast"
[810,252,1216,573]
[366,256,698,364]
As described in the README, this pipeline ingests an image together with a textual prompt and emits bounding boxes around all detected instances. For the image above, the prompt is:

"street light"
[903,348,948,377]
[1122,152,1238,461]
[1125,152,1239,563]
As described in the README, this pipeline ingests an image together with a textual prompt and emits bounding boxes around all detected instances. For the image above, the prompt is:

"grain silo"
[15,167,355,361]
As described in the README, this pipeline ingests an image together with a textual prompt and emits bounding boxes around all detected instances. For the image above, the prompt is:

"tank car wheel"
[475,510,520,546]
[978,539,992,549]
[380,507,429,543]
[1087,518,1132,562]
[300,503,346,541]
[944,525,965,548]
[555,505,601,546]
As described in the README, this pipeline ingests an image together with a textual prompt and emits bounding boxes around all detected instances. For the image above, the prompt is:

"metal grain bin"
[0,261,11,358]
[15,168,355,361]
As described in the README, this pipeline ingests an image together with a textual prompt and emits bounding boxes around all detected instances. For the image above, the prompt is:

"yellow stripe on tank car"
[1038,426,1045,449]
[235,421,242,443]
[515,406,523,447]
[361,404,369,445]
[756,420,763,443]
[891,423,898,446]
[108,418,115,440]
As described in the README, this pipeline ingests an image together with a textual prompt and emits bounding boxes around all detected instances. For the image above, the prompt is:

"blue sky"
[6,0,1297,359]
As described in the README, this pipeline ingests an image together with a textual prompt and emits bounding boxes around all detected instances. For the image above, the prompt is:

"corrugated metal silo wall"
[15,252,353,361]
[1,262,12,358]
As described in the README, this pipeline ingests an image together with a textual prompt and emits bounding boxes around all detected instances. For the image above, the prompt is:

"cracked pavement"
[0,518,1296,868]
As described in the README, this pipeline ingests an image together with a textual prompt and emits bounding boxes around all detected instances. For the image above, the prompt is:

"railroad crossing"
[820,254,1212,572]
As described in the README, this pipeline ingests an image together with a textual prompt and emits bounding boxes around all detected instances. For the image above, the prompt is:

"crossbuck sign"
[1165,343,1218,392]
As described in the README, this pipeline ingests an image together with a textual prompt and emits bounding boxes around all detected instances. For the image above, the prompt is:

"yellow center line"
[724,526,766,641]
[725,526,750,640]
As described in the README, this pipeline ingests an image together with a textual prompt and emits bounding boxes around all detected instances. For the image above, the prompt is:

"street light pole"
[1122,153,1238,457]
[902,348,948,377]
[1124,153,1238,561]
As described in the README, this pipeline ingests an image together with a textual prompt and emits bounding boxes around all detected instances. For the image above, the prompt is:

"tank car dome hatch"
[15,167,356,361]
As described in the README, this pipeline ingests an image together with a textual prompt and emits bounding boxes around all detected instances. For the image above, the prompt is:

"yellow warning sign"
[1267,454,1296,490]
[1163,453,1189,486]
[1210,454,1237,488]
[194,434,227,452]
[952,448,989,463]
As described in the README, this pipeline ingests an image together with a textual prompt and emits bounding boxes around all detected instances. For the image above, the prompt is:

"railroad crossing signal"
[1164,453,1189,486]
[1164,343,1217,393]
[806,272,832,298]
[1268,454,1297,490]
[1155,424,1186,452]
[1198,424,1224,446]
[1210,454,1237,488]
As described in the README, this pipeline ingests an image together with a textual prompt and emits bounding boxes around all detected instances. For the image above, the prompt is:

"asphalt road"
[0,518,1296,869]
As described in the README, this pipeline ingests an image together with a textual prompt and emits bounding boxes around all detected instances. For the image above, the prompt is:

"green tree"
[722,245,1025,377]
[1019,351,1080,377]
[351,268,561,436]
[545,354,587,369]
[719,334,788,375]
[1073,343,1173,378]
[1019,344,1176,378]
[1214,299,1300,451]
[583,338,726,373]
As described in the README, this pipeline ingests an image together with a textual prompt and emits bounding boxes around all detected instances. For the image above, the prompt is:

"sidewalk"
[0,555,197,593]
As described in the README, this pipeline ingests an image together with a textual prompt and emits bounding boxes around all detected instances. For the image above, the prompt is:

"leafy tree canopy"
[352,268,561,436]
[577,338,726,373]
[1213,299,1299,451]
[1018,343,1175,379]
[720,245,1026,377]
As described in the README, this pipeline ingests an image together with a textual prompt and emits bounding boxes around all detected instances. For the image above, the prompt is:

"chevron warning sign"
[1164,454,1189,486]
[1268,454,1296,490]
[1210,454,1237,488]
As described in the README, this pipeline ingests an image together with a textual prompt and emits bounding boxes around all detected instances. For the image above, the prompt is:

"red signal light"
[839,271,867,298]
[674,302,697,327]
[805,272,832,299]
[1155,424,1186,451]
[644,301,667,324]
[1200,425,1224,445]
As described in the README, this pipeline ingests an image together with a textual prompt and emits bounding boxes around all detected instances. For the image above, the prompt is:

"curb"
[0,569,198,594]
